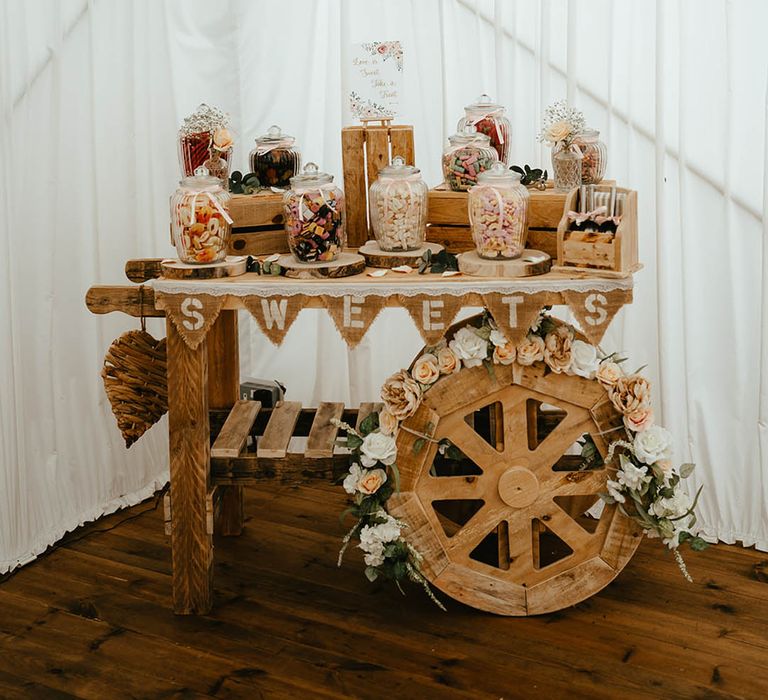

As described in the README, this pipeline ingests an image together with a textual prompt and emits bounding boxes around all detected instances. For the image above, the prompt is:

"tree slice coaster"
[358,240,444,269]
[160,256,247,280]
[457,249,551,278]
[277,252,366,279]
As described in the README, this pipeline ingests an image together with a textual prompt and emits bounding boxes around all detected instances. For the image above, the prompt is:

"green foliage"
[510,164,548,187]
[229,170,262,194]
[418,247,460,274]
[358,411,380,436]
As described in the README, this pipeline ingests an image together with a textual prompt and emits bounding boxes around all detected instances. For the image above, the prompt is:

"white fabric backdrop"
[1,0,767,573]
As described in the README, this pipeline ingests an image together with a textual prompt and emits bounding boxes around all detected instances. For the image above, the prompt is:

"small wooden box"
[425,183,570,259]
[554,186,639,277]
[227,192,289,257]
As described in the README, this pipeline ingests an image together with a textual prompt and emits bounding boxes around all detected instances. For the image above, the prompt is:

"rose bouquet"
[537,99,586,149]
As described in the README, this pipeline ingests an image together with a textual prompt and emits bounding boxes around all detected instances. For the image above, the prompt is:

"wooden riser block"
[229,228,289,257]
[228,193,284,228]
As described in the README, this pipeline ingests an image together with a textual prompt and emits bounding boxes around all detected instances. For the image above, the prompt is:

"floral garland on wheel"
[334,310,707,605]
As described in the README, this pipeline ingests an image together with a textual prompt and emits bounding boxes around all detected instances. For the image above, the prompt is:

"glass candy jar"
[573,129,607,184]
[369,156,428,251]
[468,163,530,259]
[457,94,511,164]
[283,163,346,263]
[177,103,233,181]
[442,125,499,192]
[170,166,233,264]
[249,125,302,189]
[551,143,583,192]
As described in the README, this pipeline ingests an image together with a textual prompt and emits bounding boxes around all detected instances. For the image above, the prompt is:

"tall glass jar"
[442,125,499,192]
[572,129,607,184]
[177,103,233,181]
[369,156,427,251]
[283,163,346,263]
[457,94,511,164]
[249,125,302,189]
[468,163,530,259]
[551,144,583,192]
[170,166,233,264]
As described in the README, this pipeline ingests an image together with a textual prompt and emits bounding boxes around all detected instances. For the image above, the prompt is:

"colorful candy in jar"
[170,167,233,264]
[468,163,530,259]
[457,94,512,165]
[283,163,346,263]
[249,125,301,189]
[573,129,607,185]
[177,103,234,180]
[443,125,499,192]
[369,156,427,251]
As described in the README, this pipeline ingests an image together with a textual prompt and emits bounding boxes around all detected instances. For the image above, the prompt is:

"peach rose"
[357,468,387,495]
[543,326,573,374]
[212,127,233,151]
[436,346,460,375]
[516,334,545,366]
[493,341,516,365]
[546,120,572,144]
[381,370,422,420]
[655,459,674,478]
[609,375,651,415]
[597,361,623,388]
[624,407,654,432]
[412,353,440,385]
[378,409,399,436]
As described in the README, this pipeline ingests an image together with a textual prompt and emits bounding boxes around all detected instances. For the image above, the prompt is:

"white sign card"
[349,41,403,120]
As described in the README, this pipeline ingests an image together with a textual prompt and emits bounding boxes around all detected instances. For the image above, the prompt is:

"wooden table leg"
[166,318,213,614]
[208,310,245,536]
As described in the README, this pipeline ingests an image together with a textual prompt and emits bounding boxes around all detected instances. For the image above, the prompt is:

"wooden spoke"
[534,506,594,555]
[545,467,608,497]
[439,418,505,475]
[419,474,489,502]
[443,503,510,558]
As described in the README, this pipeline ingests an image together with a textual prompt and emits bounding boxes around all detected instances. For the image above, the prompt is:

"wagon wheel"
[389,321,642,616]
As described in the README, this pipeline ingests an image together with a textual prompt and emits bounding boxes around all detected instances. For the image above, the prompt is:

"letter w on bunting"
[398,294,463,346]
[243,295,309,346]
[156,293,226,350]
[482,292,554,346]
[562,288,633,344]
[323,294,387,347]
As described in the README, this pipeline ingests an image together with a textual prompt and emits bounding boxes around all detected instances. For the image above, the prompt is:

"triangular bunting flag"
[156,292,226,350]
[482,292,550,346]
[398,294,463,346]
[323,294,387,347]
[243,294,308,346]
[562,289,632,344]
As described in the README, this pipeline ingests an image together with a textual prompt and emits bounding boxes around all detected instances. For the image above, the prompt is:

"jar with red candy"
[457,94,511,165]
[177,103,234,183]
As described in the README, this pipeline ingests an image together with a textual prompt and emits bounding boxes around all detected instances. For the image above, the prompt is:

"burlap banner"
[482,292,555,346]
[562,288,633,345]
[158,293,226,350]
[242,295,310,346]
[323,294,388,348]
[398,294,464,346]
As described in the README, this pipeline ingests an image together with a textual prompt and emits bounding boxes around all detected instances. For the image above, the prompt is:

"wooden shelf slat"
[211,400,262,459]
[305,402,345,459]
[256,401,302,458]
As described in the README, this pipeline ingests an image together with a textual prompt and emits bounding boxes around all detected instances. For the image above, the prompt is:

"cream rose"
[624,407,654,433]
[633,425,673,465]
[489,329,508,347]
[597,361,623,388]
[448,326,489,368]
[649,489,691,519]
[381,370,422,420]
[436,346,460,375]
[544,326,573,374]
[378,409,399,436]
[360,431,397,467]
[546,120,572,144]
[493,341,516,365]
[569,339,599,378]
[609,375,651,414]
[357,468,388,495]
[212,127,233,151]
[342,463,364,495]
[516,334,545,366]
[411,353,440,385]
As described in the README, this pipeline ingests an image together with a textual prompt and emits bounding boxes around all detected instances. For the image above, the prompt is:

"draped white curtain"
[1,0,766,573]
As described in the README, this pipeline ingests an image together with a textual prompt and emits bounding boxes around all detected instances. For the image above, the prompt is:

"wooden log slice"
[160,256,248,280]
[457,249,551,278]
[358,241,444,269]
[277,252,366,279]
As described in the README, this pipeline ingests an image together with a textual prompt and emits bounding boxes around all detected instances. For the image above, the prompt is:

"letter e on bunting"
[562,289,632,344]
[482,292,553,346]
[157,293,226,349]
[243,295,308,345]
[323,294,387,347]
[398,294,463,345]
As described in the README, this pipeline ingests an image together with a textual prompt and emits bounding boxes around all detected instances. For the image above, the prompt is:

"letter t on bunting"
[482,292,556,346]
[243,295,309,346]
[398,294,463,345]
[562,288,633,344]
[155,293,226,350]
[323,295,387,347]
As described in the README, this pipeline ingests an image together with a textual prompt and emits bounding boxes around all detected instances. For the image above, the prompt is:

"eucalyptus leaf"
[359,411,379,436]
[364,566,379,582]
[679,462,695,479]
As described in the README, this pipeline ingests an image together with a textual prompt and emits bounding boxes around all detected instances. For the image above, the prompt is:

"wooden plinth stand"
[359,241,443,269]
[457,249,551,277]
[276,252,366,279]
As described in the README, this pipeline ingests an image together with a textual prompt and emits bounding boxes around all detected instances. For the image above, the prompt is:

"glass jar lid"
[180,166,223,190]
[576,128,600,141]
[378,155,421,179]
[464,93,505,114]
[448,124,492,147]
[476,162,521,185]
[256,124,295,147]
[289,162,333,188]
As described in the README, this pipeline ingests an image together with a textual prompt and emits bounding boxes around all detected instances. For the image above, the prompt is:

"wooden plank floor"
[1,482,767,699]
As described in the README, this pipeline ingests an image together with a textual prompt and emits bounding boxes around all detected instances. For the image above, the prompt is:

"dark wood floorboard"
[1,482,767,699]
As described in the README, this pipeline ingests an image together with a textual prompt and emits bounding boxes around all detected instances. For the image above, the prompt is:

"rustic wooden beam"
[125,258,164,283]
[86,286,164,317]
[210,453,349,485]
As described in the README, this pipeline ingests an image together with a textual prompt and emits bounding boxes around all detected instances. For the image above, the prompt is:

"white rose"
[411,353,440,385]
[436,346,460,375]
[649,489,692,519]
[449,326,489,368]
[360,432,397,467]
[616,458,651,491]
[633,425,673,465]
[516,334,545,366]
[372,514,402,543]
[569,340,599,379]
[489,329,508,347]
[606,479,626,503]
[378,409,399,436]
[596,361,623,388]
[342,463,363,495]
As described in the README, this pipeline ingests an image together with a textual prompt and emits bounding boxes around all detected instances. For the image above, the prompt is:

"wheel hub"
[497,466,539,508]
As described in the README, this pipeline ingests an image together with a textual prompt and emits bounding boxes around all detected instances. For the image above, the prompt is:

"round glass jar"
[283,162,346,263]
[457,94,511,165]
[442,125,499,192]
[468,163,530,259]
[369,156,428,251]
[177,104,233,181]
[170,166,233,264]
[249,125,302,189]
[572,129,607,184]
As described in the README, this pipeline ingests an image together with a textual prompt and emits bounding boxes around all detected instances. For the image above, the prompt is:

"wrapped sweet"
[170,167,233,264]
[442,125,499,192]
[249,125,301,189]
[457,94,512,164]
[177,103,233,181]
[283,162,346,263]
[468,163,529,259]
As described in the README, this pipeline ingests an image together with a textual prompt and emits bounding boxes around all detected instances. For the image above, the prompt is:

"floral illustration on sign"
[361,41,404,71]
[348,91,395,120]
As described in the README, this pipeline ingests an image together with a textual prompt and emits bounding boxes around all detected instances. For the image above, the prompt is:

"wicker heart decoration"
[102,329,168,447]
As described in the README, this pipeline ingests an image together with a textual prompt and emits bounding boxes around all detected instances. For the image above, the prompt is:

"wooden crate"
[226,192,289,257]
[341,123,415,247]
[554,185,639,276]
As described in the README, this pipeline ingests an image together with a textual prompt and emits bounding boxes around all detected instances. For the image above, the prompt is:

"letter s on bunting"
[156,293,226,350]
[562,288,633,345]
